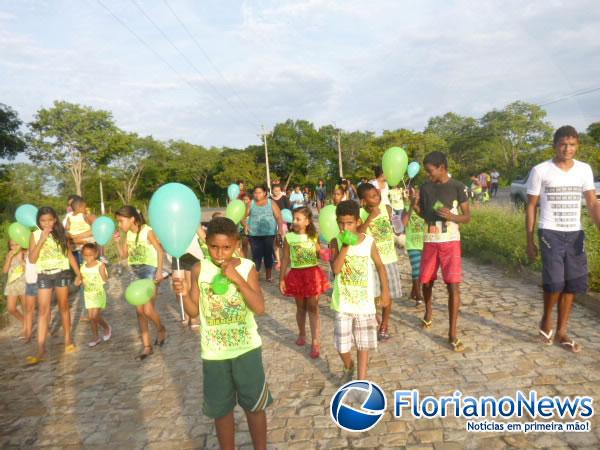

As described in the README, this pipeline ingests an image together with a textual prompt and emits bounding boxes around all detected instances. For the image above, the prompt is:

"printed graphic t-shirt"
[526,159,595,232]
[419,179,469,243]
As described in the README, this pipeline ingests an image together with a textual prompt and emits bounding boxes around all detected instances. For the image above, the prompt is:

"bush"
[461,205,600,291]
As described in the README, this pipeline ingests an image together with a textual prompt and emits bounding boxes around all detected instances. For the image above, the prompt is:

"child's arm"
[371,242,390,307]
[28,228,51,263]
[221,260,265,315]
[278,239,290,295]
[148,230,165,282]
[437,201,471,224]
[3,247,18,273]
[271,201,285,237]
[315,238,321,258]
[67,248,82,283]
[331,240,350,275]
[328,238,338,272]
[358,205,379,233]
[173,262,200,318]
[385,204,393,221]
[99,262,109,282]
[113,231,127,259]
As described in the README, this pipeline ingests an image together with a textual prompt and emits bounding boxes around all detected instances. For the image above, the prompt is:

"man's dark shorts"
[538,229,588,294]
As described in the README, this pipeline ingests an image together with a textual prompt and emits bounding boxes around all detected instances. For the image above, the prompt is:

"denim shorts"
[131,264,157,280]
[539,229,588,294]
[37,270,72,289]
[26,283,39,296]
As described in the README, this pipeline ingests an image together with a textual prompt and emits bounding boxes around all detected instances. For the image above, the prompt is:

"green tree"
[587,122,600,145]
[167,140,221,195]
[213,149,268,192]
[27,101,128,196]
[0,103,25,159]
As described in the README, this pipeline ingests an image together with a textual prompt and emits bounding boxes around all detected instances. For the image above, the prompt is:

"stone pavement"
[1,253,600,449]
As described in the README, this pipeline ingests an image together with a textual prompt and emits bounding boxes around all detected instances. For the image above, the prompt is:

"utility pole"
[98,169,105,215]
[337,128,343,178]
[261,125,271,188]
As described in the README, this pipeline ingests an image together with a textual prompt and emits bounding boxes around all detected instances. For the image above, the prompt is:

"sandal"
[154,326,167,347]
[295,336,306,346]
[421,318,432,329]
[538,328,553,345]
[103,325,112,342]
[341,362,354,384]
[559,340,581,353]
[136,346,154,360]
[450,338,465,352]
[26,355,47,365]
[378,327,390,341]
[310,344,320,359]
[64,344,77,354]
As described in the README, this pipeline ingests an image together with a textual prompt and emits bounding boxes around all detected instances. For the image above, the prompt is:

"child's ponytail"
[115,205,146,244]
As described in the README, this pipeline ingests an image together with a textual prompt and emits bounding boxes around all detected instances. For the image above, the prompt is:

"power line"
[538,86,600,107]
[95,0,247,130]
[129,0,258,129]
[162,0,257,119]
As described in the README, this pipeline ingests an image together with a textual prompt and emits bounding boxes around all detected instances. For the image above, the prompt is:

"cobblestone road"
[2,252,600,449]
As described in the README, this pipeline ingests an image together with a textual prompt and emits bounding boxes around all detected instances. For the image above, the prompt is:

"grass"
[460,204,600,292]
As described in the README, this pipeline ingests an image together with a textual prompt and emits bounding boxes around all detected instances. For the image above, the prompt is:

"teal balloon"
[8,222,31,249]
[92,216,115,246]
[125,279,155,306]
[318,205,339,243]
[15,204,38,228]
[407,161,420,179]
[149,183,201,258]
[212,273,231,295]
[382,146,408,186]
[227,184,240,201]
[281,208,293,223]
[225,199,246,224]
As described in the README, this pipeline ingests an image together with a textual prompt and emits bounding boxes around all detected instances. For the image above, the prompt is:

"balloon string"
[177,257,185,321]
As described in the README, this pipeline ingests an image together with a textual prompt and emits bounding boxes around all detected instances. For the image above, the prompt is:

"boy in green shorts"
[174,217,272,450]
[330,201,390,382]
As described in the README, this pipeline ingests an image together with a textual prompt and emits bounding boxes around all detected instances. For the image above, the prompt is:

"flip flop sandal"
[560,340,581,353]
[64,344,77,354]
[421,318,432,329]
[450,339,465,352]
[295,336,306,346]
[88,338,102,348]
[26,356,47,365]
[538,328,554,345]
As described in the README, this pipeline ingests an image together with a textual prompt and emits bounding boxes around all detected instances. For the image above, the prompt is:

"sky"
[1,0,599,149]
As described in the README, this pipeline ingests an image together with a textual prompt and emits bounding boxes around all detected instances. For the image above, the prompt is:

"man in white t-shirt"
[490,169,500,197]
[369,166,391,207]
[526,125,600,353]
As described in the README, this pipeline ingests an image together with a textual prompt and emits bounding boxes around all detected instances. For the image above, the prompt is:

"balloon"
[227,184,240,201]
[339,230,358,246]
[91,216,115,246]
[15,204,38,228]
[225,199,246,224]
[8,222,31,249]
[125,279,156,306]
[360,208,369,223]
[318,205,339,243]
[382,146,408,187]
[281,208,293,223]
[149,183,202,259]
[211,273,231,295]
[407,161,420,179]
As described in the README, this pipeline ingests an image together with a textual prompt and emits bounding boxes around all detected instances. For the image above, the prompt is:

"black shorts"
[539,229,588,294]
[170,253,201,271]
[37,270,72,289]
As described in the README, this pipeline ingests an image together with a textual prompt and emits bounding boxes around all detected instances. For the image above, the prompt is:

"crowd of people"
[3,125,599,450]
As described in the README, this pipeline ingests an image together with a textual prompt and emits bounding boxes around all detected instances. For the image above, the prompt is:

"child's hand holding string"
[172,272,190,297]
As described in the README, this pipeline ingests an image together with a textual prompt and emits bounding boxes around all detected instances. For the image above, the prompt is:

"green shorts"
[202,346,273,419]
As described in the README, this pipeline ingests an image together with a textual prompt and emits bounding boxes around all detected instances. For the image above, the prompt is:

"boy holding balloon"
[410,151,470,352]
[173,217,272,450]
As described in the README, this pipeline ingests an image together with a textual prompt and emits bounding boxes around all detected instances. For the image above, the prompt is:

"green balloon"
[8,222,31,249]
[360,208,369,223]
[382,146,408,187]
[318,205,339,242]
[125,279,155,306]
[212,273,231,295]
[339,230,358,246]
[225,199,246,224]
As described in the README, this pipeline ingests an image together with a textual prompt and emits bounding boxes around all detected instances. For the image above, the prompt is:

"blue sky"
[1,0,599,148]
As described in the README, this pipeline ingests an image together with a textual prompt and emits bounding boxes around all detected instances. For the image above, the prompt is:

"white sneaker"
[88,338,102,347]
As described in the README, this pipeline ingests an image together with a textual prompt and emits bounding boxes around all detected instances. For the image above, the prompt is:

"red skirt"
[284,266,330,298]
